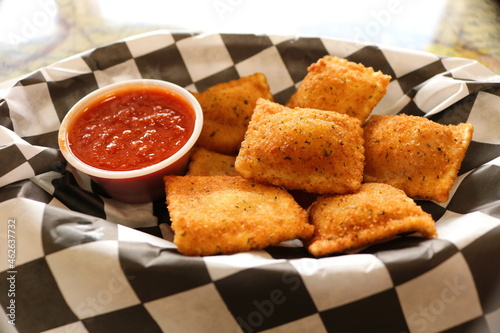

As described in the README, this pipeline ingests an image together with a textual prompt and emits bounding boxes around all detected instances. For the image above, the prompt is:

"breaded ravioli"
[286,55,391,122]
[306,183,437,256]
[235,99,365,194]
[164,175,314,256]
[186,147,238,176]
[363,114,473,202]
[191,73,274,155]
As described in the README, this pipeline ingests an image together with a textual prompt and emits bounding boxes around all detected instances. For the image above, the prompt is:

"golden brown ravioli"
[363,114,473,202]
[235,99,365,194]
[286,55,391,122]
[306,183,437,256]
[191,73,273,155]
[186,147,238,176]
[165,175,314,256]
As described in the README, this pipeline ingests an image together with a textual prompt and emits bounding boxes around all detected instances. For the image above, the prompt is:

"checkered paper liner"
[1,30,500,333]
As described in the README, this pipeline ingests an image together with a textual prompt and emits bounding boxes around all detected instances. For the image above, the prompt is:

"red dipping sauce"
[68,86,195,171]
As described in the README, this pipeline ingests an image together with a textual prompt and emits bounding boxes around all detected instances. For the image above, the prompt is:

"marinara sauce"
[68,86,195,171]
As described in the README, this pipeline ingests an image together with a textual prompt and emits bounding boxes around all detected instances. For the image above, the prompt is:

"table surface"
[0,0,499,84]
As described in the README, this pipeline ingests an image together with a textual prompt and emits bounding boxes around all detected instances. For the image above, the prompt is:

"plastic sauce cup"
[58,79,203,204]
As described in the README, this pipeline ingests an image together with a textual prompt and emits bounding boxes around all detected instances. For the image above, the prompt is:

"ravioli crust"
[286,56,391,122]
[235,99,365,194]
[165,175,314,256]
[306,183,437,257]
[364,114,473,202]
[186,147,238,176]
[191,73,274,155]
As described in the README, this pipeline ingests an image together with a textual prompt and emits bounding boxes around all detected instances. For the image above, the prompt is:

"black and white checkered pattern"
[1,30,500,333]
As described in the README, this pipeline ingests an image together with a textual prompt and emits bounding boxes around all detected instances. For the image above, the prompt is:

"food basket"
[1,30,499,333]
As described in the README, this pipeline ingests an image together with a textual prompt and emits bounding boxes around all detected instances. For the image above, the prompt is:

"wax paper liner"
[1,30,500,333]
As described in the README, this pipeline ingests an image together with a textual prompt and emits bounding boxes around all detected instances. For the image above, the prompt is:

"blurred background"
[0,0,499,84]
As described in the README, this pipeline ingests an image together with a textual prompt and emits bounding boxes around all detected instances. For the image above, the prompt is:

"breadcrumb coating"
[363,114,473,202]
[165,175,314,256]
[306,183,437,256]
[287,56,391,122]
[187,147,238,176]
[191,73,273,155]
[235,99,365,194]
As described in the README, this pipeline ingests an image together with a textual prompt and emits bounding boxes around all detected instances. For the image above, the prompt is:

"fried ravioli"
[164,175,314,256]
[306,183,437,256]
[186,147,238,176]
[235,99,365,194]
[363,114,473,202]
[286,55,391,122]
[191,73,274,155]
